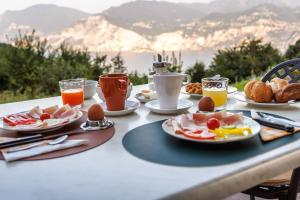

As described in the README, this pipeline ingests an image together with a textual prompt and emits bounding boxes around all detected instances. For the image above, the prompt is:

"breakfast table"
[1,84,300,200]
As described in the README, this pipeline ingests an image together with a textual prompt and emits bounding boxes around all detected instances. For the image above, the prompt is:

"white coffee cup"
[153,73,188,109]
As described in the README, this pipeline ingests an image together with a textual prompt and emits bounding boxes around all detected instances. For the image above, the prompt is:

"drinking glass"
[202,77,229,109]
[59,79,84,108]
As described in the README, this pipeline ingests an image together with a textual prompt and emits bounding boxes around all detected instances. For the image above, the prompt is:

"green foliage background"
[0,30,300,104]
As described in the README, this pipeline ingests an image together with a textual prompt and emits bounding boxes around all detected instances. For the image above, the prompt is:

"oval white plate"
[0,110,83,133]
[233,92,295,107]
[145,99,193,114]
[135,93,157,103]
[100,100,140,116]
[181,86,238,98]
[162,115,260,144]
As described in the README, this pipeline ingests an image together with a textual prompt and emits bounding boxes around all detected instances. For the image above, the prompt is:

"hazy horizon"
[1,0,214,14]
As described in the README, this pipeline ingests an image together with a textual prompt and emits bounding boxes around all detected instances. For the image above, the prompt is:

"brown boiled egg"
[198,96,215,112]
[88,104,105,121]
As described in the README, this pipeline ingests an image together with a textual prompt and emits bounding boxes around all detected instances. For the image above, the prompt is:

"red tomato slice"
[183,130,216,140]
[3,114,36,126]
[192,129,204,134]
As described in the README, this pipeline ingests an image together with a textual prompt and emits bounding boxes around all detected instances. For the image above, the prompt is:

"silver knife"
[258,112,300,127]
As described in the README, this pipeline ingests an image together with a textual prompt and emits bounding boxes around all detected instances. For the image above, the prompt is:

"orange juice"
[202,88,227,107]
[61,89,84,107]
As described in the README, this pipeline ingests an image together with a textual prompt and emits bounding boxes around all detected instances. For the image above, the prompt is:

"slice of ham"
[177,114,198,131]
[53,105,71,118]
[207,110,227,121]
[223,112,243,125]
[193,113,207,124]
[193,110,227,123]
[60,109,76,119]
[28,106,43,119]
[171,119,185,134]
[43,105,59,114]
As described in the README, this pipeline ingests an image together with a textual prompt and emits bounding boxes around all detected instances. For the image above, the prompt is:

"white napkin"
[1,139,87,162]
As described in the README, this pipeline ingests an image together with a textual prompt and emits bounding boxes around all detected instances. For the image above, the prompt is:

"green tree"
[185,62,206,82]
[209,39,282,82]
[128,71,148,85]
[285,39,300,59]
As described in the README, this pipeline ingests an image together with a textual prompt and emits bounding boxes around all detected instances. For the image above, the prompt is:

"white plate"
[0,110,83,133]
[135,93,157,103]
[162,115,260,144]
[100,100,140,116]
[233,92,295,107]
[145,99,193,114]
[181,86,238,98]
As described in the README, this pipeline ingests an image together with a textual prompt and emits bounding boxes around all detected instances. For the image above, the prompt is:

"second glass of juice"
[59,79,84,108]
[202,77,229,109]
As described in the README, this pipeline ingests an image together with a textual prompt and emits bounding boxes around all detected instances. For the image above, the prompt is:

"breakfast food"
[198,96,215,112]
[244,78,300,103]
[88,104,105,121]
[268,78,289,93]
[244,80,257,99]
[185,82,202,94]
[244,80,273,103]
[2,105,81,130]
[166,111,251,141]
[251,81,273,103]
[274,83,300,103]
[141,89,157,100]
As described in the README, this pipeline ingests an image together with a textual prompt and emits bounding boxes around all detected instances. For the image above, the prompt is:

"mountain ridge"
[0,1,300,54]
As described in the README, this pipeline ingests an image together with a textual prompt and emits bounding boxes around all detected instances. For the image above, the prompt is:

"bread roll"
[274,83,300,103]
[251,81,273,103]
[268,78,289,93]
[244,80,257,99]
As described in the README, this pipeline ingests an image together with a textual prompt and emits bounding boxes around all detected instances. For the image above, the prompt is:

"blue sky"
[1,0,213,14]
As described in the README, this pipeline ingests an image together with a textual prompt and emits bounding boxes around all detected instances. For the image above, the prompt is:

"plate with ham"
[0,105,83,133]
[162,111,260,143]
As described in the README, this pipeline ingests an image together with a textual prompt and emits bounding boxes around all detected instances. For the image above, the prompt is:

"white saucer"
[100,100,140,116]
[145,99,193,114]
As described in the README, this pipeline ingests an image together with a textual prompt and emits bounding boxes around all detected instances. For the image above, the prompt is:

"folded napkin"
[260,126,300,142]
[1,139,87,162]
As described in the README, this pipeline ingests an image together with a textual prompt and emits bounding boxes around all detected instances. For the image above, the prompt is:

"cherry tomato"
[40,113,51,121]
[207,118,221,130]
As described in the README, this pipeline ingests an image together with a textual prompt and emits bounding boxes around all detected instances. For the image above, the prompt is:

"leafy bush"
[208,39,282,82]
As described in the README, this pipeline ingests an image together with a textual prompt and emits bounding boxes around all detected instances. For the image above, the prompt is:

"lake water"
[105,50,214,74]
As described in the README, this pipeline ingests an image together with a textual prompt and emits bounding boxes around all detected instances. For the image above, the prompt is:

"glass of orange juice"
[202,77,229,109]
[59,79,84,108]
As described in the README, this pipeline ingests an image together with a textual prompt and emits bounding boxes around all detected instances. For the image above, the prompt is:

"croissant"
[251,81,273,103]
[274,83,300,103]
[268,78,289,93]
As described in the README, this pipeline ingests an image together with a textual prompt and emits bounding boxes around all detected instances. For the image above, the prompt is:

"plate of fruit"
[233,78,299,106]
[0,105,83,133]
[182,82,237,98]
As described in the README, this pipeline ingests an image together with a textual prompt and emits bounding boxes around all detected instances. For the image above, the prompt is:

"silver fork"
[7,135,68,153]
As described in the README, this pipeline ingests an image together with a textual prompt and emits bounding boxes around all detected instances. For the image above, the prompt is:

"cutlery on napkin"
[1,138,87,162]
[250,109,300,141]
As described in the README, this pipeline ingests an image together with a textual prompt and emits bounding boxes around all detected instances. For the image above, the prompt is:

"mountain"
[0,4,90,40]
[181,0,300,14]
[47,3,300,53]
[1,0,300,54]
[102,1,204,36]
